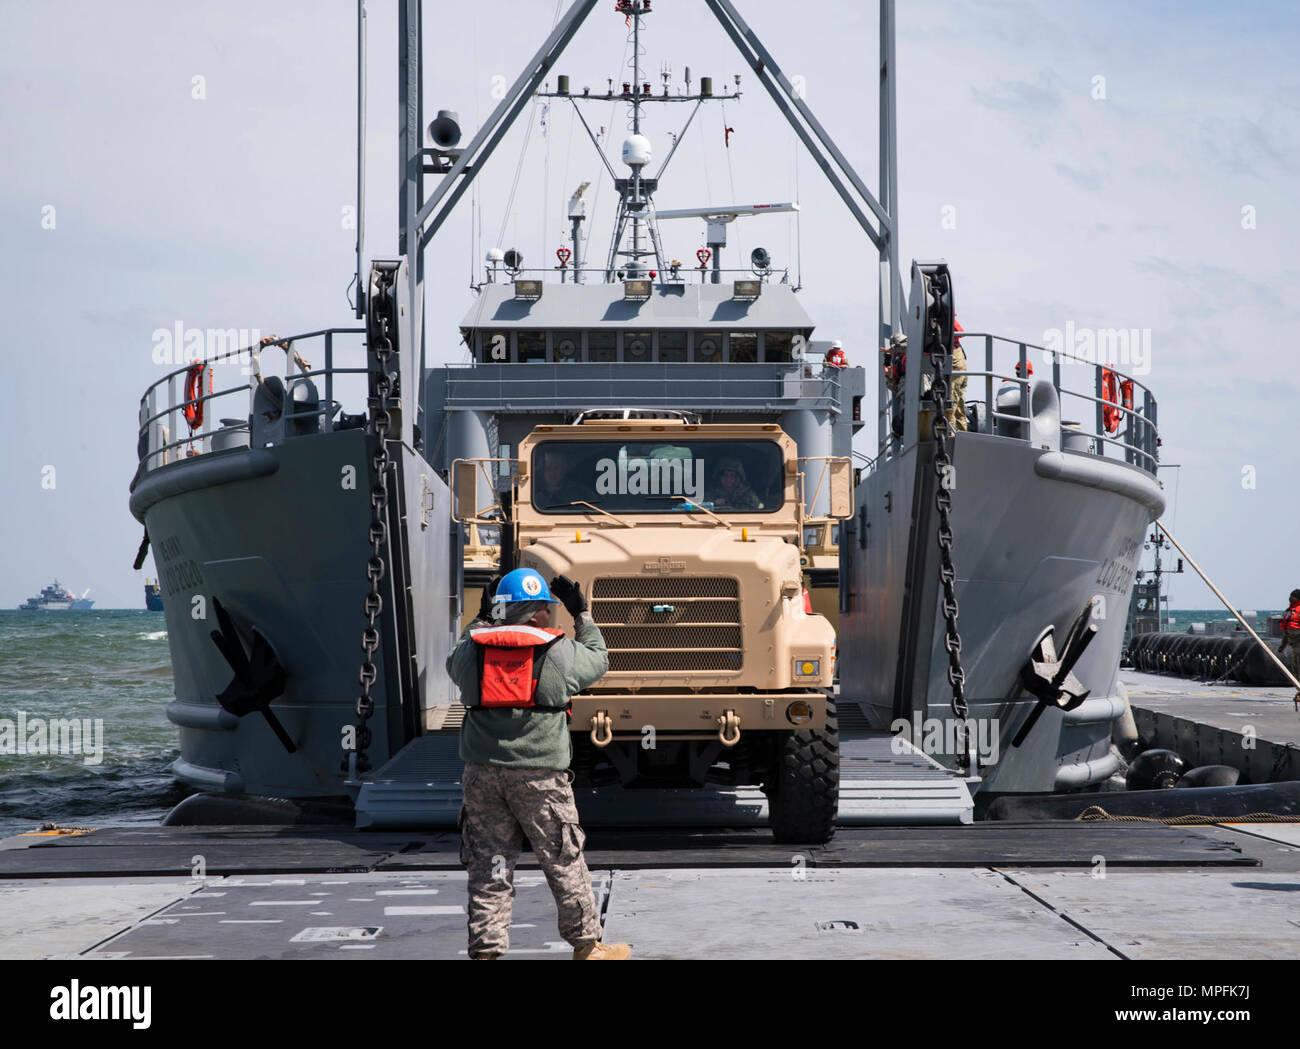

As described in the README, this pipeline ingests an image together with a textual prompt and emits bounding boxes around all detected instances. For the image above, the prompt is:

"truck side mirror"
[829,459,853,519]
[454,460,480,522]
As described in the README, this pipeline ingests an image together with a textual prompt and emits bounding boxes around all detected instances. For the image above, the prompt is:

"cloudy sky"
[1,0,1296,610]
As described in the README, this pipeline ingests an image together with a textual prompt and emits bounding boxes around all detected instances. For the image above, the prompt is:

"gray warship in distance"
[19,579,94,611]
[128,0,1162,825]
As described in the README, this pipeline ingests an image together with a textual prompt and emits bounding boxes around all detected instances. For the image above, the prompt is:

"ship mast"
[536,1,738,285]
[407,0,904,337]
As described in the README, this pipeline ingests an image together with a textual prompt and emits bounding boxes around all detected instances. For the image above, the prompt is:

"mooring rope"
[1077,805,1300,825]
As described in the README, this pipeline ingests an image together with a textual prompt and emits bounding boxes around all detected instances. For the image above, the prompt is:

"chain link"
[346,268,396,777]
[925,274,969,727]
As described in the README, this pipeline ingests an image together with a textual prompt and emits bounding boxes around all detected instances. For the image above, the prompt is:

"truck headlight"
[793,658,820,678]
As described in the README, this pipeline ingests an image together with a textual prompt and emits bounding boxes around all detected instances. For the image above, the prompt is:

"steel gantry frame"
[358,0,906,365]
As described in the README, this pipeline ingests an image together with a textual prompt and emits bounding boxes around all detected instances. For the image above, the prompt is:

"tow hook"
[717,709,741,747]
[590,710,613,748]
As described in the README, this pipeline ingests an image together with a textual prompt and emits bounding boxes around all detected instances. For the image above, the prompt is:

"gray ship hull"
[842,430,1165,797]
[130,430,455,799]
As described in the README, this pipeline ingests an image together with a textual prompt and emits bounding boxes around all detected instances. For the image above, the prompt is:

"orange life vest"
[469,624,566,711]
[1283,604,1300,633]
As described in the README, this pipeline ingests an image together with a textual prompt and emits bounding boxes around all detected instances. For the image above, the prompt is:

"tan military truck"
[454,411,852,843]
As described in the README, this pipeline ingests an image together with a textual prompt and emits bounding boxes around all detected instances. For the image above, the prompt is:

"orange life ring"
[1101,368,1120,434]
[183,361,211,431]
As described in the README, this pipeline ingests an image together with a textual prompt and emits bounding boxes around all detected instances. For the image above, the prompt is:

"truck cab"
[455,410,852,842]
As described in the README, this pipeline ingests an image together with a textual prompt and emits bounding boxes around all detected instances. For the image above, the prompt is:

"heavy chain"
[346,269,396,778]
[925,282,968,726]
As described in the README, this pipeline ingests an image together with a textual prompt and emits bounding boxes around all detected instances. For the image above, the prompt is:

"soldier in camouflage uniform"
[447,568,631,961]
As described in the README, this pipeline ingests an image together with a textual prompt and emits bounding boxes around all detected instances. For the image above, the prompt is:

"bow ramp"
[353,698,974,830]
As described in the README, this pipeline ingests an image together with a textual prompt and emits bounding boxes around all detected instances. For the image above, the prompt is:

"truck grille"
[591,577,743,673]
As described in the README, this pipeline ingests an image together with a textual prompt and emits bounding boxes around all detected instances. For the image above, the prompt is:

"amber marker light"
[786,700,814,724]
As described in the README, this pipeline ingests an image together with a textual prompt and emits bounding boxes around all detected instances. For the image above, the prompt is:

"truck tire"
[766,699,839,844]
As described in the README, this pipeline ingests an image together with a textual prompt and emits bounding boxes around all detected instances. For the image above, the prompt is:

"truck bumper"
[571,691,828,738]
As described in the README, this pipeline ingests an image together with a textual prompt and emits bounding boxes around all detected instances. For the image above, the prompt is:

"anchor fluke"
[209,597,296,754]
[1011,601,1100,748]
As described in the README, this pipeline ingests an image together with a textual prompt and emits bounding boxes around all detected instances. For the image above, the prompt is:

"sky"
[0,0,1296,610]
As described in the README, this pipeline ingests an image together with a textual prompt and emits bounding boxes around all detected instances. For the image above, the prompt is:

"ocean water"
[0,609,190,839]
[1163,609,1284,630]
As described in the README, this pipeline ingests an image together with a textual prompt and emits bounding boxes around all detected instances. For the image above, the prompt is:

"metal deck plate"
[600,868,1117,960]
[80,871,612,960]
[1001,868,1300,960]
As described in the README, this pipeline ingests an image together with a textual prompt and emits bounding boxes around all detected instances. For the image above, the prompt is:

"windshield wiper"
[553,500,635,528]
[649,495,733,529]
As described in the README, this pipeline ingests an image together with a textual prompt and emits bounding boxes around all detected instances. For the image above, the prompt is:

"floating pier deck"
[4,680,1300,959]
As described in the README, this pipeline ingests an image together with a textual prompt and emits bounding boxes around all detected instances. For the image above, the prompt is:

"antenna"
[656,203,797,283]
[538,2,741,284]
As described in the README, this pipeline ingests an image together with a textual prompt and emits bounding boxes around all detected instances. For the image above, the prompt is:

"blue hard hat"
[493,568,557,605]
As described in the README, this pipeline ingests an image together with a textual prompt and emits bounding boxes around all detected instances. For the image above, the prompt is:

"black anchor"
[209,597,296,753]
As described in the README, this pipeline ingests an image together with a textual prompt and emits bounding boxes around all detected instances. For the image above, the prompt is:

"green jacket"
[446,612,609,770]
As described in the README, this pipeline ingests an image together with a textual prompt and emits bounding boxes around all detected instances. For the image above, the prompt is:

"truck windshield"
[532,440,784,514]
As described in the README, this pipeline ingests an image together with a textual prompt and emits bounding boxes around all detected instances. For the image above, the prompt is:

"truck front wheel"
[765,699,839,844]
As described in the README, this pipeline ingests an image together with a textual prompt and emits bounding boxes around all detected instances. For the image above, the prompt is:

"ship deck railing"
[438,360,842,413]
[472,266,795,288]
[135,328,368,472]
[876,332,1159,475]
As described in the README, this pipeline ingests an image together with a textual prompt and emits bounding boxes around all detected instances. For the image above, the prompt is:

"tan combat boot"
[573,940,631,960]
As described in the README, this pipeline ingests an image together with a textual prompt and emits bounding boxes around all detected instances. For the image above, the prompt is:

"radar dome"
[621,134,652,168]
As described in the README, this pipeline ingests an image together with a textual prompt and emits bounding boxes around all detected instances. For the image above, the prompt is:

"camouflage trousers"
[949,343,968,432]
[1284,642,1300,684]
[459,762,600,957]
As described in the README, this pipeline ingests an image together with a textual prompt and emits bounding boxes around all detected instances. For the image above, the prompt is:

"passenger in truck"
[708,456,760,510]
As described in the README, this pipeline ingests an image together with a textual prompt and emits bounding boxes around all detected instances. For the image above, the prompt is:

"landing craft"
[129,0,1160,834]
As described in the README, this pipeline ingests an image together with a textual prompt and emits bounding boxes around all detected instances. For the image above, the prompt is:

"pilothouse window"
[588,331,617,362]
[659,331,687,362]
[554,332,581,363]
[624,332,653,362]
[532,440,784,515]
[694,333,722,362]
[764,332,794,363]
[517,331,546,363]
[729,332,758,363]
[481,332,509,363]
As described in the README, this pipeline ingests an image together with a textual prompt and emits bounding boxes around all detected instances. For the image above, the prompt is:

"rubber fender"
[163,793,353,826]
[1126,747,1186,791]
[1240,640,1290,686]
[986,780,1300,821]
[1227,637,1255,683]
[1176,765,1240,789]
